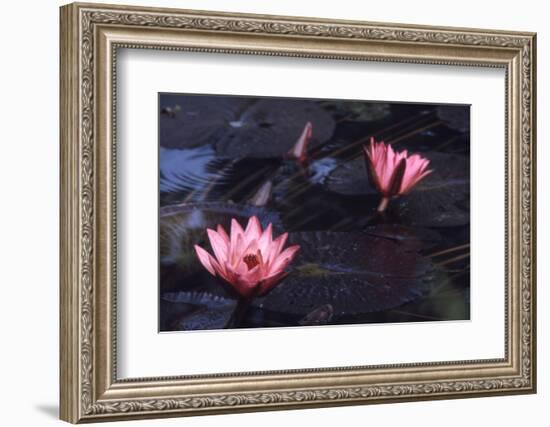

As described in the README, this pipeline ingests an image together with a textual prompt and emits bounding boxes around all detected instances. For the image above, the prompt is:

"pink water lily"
[194,216,300,299]
[363,137,432,212]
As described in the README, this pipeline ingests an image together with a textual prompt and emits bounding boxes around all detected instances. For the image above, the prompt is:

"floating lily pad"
[416,152,469,190]
[160,291,237,331]
[364,224,441,251]
[253,230,436,317]
[393,152,469,227]
[325,156,376,196]
[160,95,335,158]
[394,189,469,228]
[160,96,243,150]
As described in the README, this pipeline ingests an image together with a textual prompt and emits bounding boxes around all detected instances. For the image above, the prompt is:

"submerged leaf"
[160,95,335,158]
[253,230,436,317]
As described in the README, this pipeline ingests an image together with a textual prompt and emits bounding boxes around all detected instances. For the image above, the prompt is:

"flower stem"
[377,196,390,213]
[229,298,251,328]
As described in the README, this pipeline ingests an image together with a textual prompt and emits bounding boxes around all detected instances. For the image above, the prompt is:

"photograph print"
[158,93,470,332]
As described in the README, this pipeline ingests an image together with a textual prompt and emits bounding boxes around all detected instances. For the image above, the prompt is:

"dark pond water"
[158,93,470,331]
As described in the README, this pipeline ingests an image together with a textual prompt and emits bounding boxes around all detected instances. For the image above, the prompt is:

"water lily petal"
[269,244,300,275]
[216,224,230,245]
[364,145,382,194]
[401,154,432,194]
[381,143,397,191]
[257,222,273,259]
[266,232,288,269]
[388,158,407,196]
[258,271,289,295]
[244,215,262,242]
[242,238,260,261]
[206,228,229,264]
[194,245,218,276]
[230,265,264,298]
[230,233,247,269]
[401,169,432,194]
[230,277,257,299]
[240,263,263,284]
[230,218,244,250]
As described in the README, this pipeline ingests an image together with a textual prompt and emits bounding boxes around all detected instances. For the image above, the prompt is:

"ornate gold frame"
[59,2,537,423]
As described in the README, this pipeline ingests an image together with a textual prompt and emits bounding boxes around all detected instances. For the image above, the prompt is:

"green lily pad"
[160,95,335,158]
[253,230,436,317]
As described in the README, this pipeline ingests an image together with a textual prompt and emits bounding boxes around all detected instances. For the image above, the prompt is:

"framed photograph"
[60,2,537,423]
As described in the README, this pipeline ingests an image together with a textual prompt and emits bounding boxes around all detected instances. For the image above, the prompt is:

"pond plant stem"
[229,298,251,328]
[377,196,390,212]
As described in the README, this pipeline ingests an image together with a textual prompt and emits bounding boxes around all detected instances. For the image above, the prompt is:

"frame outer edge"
[60,3,81,424]
[59,2,537,422]
[529,33,537,393]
